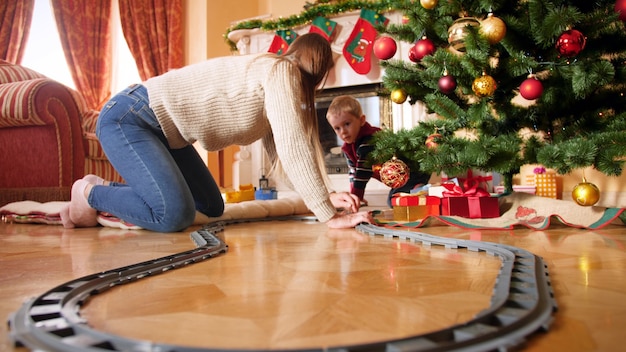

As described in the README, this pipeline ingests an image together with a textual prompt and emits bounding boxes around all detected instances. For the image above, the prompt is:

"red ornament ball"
[438,74,457,94]
[373,36,397,60]
[519,76,544,100]
[555,29,586,57]
[380,157,410,188]
[616,0,626,21]
[409,38,436,62]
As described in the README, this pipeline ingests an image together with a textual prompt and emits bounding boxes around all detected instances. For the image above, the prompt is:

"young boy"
[326,95,430,206]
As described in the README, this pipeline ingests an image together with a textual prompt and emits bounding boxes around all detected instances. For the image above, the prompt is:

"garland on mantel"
[224,0,396,51]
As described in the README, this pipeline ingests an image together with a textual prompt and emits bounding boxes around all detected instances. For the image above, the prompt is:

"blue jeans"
[94,84,224,232]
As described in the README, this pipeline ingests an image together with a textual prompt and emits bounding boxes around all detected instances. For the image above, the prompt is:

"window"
[21,0,140,93]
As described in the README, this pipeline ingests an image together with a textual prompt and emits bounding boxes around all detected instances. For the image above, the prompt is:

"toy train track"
[8,217,557,352]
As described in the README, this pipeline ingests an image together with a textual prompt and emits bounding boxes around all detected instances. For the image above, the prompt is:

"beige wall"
[184,0,306,64]
[183,0,306,188]
[184,0,261,63]
[258,0,307,17]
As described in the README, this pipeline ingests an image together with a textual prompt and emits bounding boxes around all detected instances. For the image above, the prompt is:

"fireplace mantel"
[228,10,393,89]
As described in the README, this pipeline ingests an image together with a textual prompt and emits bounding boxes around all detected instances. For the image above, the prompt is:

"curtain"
[118,0,183,81]
[0,0,35,64]
[51,0,112,110]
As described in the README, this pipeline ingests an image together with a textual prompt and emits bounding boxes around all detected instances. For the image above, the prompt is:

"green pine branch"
[370,0,626,190]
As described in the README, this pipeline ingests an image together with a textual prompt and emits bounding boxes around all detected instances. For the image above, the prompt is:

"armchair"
[0,60,122,206]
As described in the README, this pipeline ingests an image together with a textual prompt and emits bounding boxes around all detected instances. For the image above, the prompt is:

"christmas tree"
[370,0,626,192]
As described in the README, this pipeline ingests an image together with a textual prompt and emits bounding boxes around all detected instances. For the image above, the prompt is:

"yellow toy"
[224,184,255,203]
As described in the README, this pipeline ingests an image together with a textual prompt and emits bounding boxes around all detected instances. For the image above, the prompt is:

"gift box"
[442,169,494,193]
[391,194,440,221]
[441,196,500,218]
[494,185,536,194]
[255,188,278,200]
[410,184,431,194]
[439,182,500,218]
[525,167,558,199]
[428,180,458,198]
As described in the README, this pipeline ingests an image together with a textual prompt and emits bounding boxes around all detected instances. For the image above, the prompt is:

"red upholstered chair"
[0,60,123,206]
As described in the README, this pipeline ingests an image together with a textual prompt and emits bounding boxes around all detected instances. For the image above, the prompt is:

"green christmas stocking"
[342,9,388,74]
[309,16,337,42]
[268,29,298,55]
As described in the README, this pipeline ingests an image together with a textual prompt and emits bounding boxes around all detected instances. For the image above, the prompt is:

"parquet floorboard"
[1,216,625,351]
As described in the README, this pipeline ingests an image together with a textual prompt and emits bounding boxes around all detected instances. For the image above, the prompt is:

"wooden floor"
[1,214,625,351]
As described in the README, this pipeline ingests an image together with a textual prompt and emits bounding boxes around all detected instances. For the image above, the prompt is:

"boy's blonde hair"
[326,95,363,119]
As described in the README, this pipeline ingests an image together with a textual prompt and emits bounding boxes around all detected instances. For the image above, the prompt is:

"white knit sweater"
[144,53,336,222]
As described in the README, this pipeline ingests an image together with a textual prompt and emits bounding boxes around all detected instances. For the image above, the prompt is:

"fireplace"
[315,83,392,174]
[231,83,397,204]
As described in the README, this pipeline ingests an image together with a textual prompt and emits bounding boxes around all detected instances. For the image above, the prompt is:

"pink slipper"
[69,179,98,227]
[59,204,75,229]
[83,174,105,186]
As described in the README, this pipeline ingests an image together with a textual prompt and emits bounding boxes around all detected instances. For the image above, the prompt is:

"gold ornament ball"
[448,17,481,53]
[480,13,507,44]
[420,0,438,10]
[390,88,408,104]
[472,73,497,97]
[572,180,600,206]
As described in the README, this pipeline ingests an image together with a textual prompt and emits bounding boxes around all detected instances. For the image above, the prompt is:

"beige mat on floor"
[0,197,311,230]
[377,192,626,230]
[1,193,624,230]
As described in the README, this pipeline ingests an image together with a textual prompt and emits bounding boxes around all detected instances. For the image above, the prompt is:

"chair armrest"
[0,79,80,129]
[0,77,86,192]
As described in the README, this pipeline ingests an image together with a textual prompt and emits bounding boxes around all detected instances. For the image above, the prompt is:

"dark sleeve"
[349,136,375,200]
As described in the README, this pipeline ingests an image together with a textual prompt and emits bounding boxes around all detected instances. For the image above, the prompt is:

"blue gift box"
[255,188,277,200]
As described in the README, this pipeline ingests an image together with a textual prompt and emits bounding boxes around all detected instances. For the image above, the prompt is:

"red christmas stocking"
[342,9,388,74]
[268,29,298,55]
[309,16,337,42]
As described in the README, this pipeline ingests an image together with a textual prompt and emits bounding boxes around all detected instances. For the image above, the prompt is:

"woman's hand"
[325,211,373,229]
[329,192,360,213]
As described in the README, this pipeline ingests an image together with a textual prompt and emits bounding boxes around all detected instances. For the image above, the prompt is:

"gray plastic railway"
[8,216,557,352]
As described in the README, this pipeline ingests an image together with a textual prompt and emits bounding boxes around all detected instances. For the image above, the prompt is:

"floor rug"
[0,198,311,230]
[1,192,624,230]
[375,192,626,230]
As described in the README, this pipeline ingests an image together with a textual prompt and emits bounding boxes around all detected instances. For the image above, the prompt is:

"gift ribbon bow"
[441,181,490,197]
[391,192,432,206]
[461,169,492,186]
[443,170,492,190]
